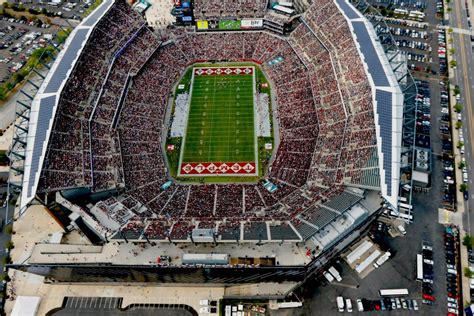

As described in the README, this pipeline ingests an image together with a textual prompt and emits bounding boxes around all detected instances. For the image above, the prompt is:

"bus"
[378,289,409,297]
[408,10,425,22]
[416,254,423,281]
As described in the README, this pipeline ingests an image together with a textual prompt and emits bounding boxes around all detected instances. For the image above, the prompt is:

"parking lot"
[0,19,55,84]
[0,0,92,100]
[269,190,450,315]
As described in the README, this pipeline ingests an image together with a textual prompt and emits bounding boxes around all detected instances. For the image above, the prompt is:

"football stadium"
[4,0,417,312]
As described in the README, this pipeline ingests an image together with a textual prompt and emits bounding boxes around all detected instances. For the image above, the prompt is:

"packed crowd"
[40,0,378,242]
[39,0,159,192]
[193,0,267,19]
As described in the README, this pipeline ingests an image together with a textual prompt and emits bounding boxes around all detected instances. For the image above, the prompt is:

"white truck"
[328,266,342,282]
[336,296,345,312]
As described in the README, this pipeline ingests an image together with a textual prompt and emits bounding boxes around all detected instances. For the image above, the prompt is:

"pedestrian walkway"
[438,25,474,35]
[63,297,122,310]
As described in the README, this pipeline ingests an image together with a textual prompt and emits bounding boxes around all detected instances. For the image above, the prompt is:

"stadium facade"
[8,0,412,297]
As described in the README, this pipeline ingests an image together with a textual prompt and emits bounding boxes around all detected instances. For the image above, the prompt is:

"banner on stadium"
[196,20,209,30]
[218,19,241,30]
[241,19,263,29]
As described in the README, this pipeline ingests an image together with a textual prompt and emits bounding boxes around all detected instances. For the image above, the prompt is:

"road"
[449,0,474,236]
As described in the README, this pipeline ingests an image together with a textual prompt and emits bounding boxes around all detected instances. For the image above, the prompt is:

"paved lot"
[268,187,448,316]
[52,297,195,316]
[0,19,56,85]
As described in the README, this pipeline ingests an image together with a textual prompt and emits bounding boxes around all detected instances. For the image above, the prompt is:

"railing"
[6,23,75,223]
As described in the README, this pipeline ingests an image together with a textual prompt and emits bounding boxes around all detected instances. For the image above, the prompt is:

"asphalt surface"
[0,19,55,83]
[268,186,449,316]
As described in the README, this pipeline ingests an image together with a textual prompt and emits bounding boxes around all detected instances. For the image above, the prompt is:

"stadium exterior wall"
[335,0,404,208]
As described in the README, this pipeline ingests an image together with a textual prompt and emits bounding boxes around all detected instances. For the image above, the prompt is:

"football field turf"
[179,67,257,176]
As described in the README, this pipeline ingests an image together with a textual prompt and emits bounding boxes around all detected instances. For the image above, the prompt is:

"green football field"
[180,68,256,168]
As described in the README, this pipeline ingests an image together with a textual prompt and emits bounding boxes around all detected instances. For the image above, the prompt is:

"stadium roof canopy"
[335,0,404,208]
[20,0,115,211]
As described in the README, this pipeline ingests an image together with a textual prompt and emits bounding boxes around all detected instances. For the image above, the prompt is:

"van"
[336,296,344,312]
[447,268,457,275]
[324,271,335,283]
[345,298,353,312]
[397,225,407,235]
[357,299,364,312]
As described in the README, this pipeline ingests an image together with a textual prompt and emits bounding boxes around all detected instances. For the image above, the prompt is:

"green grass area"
[180,70,256,165]
[218,20,241,30]
[165,63,274,183]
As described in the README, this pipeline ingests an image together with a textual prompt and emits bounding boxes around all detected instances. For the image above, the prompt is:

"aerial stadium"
[4,0,414,312]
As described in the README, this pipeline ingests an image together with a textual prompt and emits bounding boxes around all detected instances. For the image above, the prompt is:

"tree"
[450,48,456,55]
[5,240,14,250]
[448,27,454,33]
[457,140,464,148]
[56,29,71,45]
[0,86,6,101]
[450,60,457,68]
[459,161,467,169]
[454,86,461,95]
[5,225,14,235]
[465,267,474,278]
[464,235,474,247]
[454,103,463,113]
[461,183,469,192]
[0,273,10,282]
[2,256,10,265]
[456,121,463,129]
